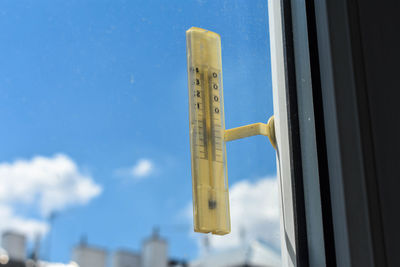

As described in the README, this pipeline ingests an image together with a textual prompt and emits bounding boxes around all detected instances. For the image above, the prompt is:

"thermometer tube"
[186,27,230,235]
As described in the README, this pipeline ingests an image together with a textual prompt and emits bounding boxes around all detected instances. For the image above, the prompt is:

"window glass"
[0,0,281,266]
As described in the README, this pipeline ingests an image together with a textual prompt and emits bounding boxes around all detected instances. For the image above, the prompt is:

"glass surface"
[0,1,281,266]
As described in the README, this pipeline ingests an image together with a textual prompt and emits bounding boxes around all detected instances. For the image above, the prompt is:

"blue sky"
[0,0,277,263]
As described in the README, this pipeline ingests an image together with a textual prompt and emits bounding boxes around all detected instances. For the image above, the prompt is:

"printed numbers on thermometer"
[190,67,223,163]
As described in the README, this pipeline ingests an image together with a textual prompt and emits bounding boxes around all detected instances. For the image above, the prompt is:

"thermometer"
[186,27,277,236]
[186,27,230,235]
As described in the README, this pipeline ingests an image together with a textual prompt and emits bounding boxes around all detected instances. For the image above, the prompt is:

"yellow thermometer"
[186,27,230,235]
[186,27,277,236]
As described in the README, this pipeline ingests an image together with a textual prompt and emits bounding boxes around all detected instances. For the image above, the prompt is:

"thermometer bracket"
[224,115,277,150]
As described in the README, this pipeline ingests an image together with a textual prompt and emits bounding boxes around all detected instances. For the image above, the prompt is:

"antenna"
[46,211,58,261]
[80,234,88,246]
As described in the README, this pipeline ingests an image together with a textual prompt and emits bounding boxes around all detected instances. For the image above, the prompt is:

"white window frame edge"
[268,1,297,266]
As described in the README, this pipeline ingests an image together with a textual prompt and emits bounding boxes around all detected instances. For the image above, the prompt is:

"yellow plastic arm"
[224,116,277,149]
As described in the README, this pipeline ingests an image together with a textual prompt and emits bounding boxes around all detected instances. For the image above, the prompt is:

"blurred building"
[35,261,79,267]
[141,230,167,267]
[0,229,281,267]
[112,250,140,267]
[189,240,281,267]
[2,232,26,263]
[0,261,25,267]
[0,229,189,267]
[72,241,107,267]
[0,248,23,267]
[167,259,187,267]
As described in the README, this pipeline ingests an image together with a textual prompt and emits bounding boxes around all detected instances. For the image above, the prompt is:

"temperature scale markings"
[193,66,208,160]
[208,68,224,163]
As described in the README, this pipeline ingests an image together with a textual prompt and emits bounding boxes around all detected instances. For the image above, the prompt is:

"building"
[0,229,184,267]
[141,230,167,267]
[1,232,26,263]
[112,250,140,267]
[190,240,281,267]
[0,260,25,267]
[35,261,79,267]
[72,242,107,267]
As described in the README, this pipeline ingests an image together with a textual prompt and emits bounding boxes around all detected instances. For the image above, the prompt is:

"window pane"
[0,1,281,266]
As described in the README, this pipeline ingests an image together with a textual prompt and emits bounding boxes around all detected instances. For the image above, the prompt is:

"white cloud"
[115,158,155,180]
[185,176,281,252]
[0,154,102,239]
[131,159,153,178]
[0,204,49,240]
